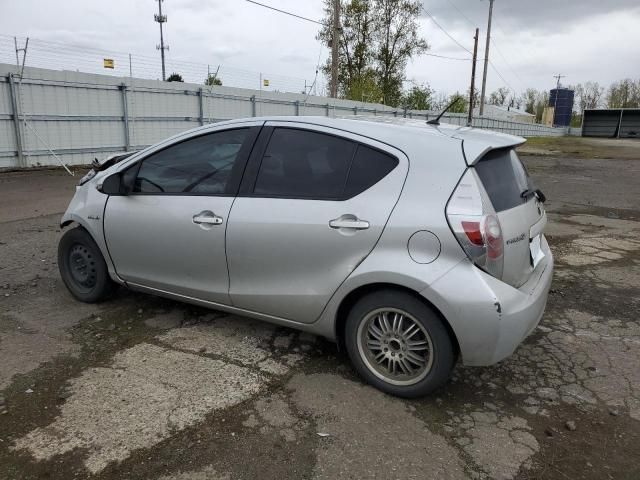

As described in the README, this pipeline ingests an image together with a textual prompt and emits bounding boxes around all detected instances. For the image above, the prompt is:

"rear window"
[474,148,532,212]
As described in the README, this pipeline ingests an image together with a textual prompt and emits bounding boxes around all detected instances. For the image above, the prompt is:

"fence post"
[7,74,25,167]
[198,88,204,126]
[354,106,358,116]
[403,107,407,118]
[120,83,130,151]
[294,100,300,116]
[250,95,256,117]
[326,103,330,116]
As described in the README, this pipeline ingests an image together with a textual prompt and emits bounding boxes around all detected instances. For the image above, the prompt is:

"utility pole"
[552,74,565,127]
[154,0,169,81]
[467,28,479,126]
[479,0,494,116]
[330,0,340,98]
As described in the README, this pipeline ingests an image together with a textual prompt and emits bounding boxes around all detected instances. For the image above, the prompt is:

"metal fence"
[0,63,567,169]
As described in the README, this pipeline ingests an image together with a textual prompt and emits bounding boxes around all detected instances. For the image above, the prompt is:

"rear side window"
[345,145,399,198]
[474,148,532,212]
[253,128,398,199]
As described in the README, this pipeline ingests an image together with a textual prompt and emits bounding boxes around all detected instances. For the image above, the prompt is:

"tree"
[466,86,479,111]
[372,0,428,106]
[204,74,222,86]
[318,0,428,106]
[447,92,467,114]
[573,81,603,112]
[488,87,509,106]
[534,91,549,123]
[521,88,539,115]
[167,72,184,82]
[318,0,375,99]
[606,79,640,108]
[400,83,433,110]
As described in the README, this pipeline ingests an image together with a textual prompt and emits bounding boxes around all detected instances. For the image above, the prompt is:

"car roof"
[191,115,526,165]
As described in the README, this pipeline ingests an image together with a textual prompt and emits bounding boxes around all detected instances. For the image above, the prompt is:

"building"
[582,108,640,138]
[549,88,574,127]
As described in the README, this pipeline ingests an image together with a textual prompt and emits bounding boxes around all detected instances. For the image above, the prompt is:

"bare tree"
[488,87,509,106]
[573,81,604,112]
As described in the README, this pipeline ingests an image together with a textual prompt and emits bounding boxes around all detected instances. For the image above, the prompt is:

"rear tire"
[344,290,455,398]
[58,227,115,303]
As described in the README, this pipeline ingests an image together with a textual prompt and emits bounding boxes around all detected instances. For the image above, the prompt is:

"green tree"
[400,83,433,110]
[205,74,222,86]
[447,93,467,114]
[347,69,384,103]
[606,79,640,108]
[373,0,428,106]
[166,72,184,82]
[318,0,428,106]
[318,0,375,98]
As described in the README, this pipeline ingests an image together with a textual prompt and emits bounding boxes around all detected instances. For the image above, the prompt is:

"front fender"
[60,185,124,285]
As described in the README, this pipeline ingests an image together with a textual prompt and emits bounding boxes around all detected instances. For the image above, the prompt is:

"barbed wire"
[0,34,324,95]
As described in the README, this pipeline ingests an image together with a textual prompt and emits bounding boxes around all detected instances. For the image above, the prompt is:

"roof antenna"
[427,96,462,125]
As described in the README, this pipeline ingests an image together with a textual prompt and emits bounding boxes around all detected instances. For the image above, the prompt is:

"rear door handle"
[329,215,370,230]
[193,210,223,226]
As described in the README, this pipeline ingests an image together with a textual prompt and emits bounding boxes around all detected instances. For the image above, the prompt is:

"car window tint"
[344,145,399,198]
[475,148,533,212]
[254,128,356,199]
[134,129,249,194]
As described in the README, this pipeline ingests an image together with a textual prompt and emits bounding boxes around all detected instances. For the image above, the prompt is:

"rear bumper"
[421,238,553,366]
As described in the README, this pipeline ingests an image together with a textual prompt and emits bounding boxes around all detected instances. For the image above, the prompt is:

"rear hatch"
[474,148,546,288]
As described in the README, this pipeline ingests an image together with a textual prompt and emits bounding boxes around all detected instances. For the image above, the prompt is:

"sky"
[1,0,639,99]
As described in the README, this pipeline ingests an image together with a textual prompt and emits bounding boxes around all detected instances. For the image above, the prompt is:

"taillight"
[446,169,504,279]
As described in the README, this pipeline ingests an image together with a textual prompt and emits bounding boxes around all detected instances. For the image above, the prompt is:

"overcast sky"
[1,0,639,98]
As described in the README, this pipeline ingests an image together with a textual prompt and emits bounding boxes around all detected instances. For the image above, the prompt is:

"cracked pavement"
[1,139,640,479]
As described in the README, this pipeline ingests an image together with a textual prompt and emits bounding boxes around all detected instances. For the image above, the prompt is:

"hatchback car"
[58,116,553,397]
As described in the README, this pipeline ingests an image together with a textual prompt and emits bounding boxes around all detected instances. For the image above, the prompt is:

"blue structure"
[549,88,574,127]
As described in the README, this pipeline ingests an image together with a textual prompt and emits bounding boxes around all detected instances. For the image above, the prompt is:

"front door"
[104,126,258,303]
[226,124,407,323]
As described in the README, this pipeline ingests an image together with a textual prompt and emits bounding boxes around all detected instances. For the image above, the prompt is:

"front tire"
[58,227,115,303]
[344,290,455,398]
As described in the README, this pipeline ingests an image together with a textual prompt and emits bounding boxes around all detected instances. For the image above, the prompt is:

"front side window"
[253,128,398,199]
[133,128,249,194]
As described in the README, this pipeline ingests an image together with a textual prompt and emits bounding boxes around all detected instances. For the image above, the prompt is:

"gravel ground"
[1,138,639,479]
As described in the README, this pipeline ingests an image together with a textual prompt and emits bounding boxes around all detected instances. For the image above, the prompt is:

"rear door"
[474,148,546,288]
[225,123,408,323]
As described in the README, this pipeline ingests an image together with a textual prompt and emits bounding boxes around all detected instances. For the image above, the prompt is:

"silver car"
[58,116,553,397]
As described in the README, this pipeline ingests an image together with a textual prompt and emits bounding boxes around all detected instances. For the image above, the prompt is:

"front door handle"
[193,210,223,226]
[329,215,370,230]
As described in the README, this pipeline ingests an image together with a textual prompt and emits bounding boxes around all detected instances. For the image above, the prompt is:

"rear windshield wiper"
[521,188,546,203]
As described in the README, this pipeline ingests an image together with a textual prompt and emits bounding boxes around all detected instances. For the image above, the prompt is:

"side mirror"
[98,172,128,195]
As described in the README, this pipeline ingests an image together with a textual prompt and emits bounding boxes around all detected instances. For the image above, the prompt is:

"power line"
[422,7,473,55]
[425,52,471,61]
[442,0,526,92]
[244,0,325,26]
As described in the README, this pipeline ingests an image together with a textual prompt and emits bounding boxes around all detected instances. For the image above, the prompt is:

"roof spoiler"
[441,127,526,165]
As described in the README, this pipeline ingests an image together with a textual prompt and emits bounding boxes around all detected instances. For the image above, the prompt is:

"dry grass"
[518,136,640,160]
